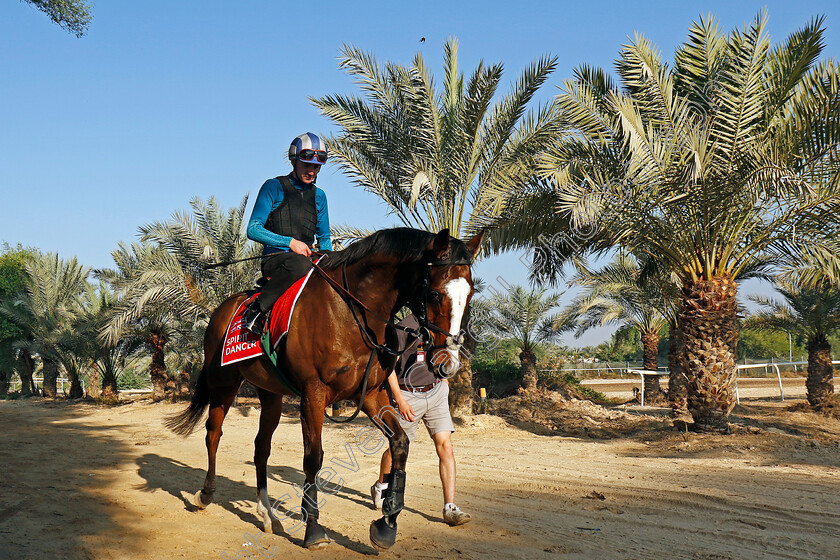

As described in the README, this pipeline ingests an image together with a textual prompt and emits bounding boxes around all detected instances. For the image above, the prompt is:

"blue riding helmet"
[288,132,328,165]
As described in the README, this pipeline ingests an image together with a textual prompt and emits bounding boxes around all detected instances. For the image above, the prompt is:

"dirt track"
[1,394,840,560]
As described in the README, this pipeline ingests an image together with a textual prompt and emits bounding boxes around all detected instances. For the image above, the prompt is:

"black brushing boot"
[301,484,330,549]
[370,469,405,549]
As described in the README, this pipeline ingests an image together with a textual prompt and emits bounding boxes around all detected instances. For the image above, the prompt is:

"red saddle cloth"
[220,265,318,367]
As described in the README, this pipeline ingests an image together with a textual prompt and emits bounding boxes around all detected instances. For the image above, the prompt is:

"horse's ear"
[432,229,451,260]
[466,229,485,257]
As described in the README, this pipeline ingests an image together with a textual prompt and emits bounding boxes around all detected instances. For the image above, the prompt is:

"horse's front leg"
[298,386,330,549]
[364,389,409,550]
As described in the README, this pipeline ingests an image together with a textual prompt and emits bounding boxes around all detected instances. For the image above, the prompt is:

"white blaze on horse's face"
[443,277,471,368]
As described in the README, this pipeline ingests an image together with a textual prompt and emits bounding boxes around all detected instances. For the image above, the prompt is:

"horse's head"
[412,228,484,379]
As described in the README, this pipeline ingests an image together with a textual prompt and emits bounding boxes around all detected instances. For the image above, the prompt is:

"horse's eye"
[428,290,443,304]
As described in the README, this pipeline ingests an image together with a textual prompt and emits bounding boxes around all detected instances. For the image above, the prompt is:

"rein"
[323,350,376,424]
[308,260,412,355]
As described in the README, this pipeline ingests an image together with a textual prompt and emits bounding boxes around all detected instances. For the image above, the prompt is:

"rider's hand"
[289,239,312,257]
[395,398,416,422]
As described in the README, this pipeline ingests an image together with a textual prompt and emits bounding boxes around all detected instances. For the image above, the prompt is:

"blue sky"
[1,0,838,346]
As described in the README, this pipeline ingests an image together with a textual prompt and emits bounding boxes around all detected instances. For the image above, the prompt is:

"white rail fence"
[8,376,84,395]
[546,360,838,405]
[733,360,840,404]
[629,361,829,405]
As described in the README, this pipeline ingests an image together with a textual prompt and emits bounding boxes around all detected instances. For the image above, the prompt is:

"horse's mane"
[320,227,472,270]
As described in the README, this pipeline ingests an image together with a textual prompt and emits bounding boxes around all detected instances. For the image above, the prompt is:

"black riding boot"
[242,303,265,335]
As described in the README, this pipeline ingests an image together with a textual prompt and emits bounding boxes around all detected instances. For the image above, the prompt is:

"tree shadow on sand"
[0,400,144,559]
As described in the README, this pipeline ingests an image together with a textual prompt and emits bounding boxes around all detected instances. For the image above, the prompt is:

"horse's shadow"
[135,453,264,528]
[265,461,439,524]
[135,453,378,554]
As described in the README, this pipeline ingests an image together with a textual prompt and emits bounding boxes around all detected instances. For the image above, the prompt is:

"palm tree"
[0,247,31,396]
[64,282,142,398]
[0,252,89,398]
[98,241,179,401]
[565,254,674,403]
[137,195,261,309]
[747,278,840,408]
[99,196,259,401]
[313,38,562,412]
[476,285,565,391]
[492,13,840,431]
[166,319,206,398]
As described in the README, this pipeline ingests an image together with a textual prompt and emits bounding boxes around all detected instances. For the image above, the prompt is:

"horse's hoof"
[370,517,397,550]
[256,500,282,533]
[302,521,330,549]
[260,517,283,534]
[194,490,212,509]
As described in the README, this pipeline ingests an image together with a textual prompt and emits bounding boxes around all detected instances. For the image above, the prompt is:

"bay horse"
[166,227,482,550]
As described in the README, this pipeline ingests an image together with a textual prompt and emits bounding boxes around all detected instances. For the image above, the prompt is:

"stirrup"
[243,306,265,335]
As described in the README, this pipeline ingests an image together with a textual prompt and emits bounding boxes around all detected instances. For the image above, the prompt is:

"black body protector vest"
[264,175,318,245]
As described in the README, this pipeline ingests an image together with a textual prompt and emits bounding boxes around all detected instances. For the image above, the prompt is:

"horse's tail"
[164,365,210,437]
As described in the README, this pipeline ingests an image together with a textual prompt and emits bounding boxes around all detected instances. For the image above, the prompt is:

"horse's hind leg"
[254,388,284,533]
[365,390,409,550]
[195,377,241,509]
[298,387,330,549]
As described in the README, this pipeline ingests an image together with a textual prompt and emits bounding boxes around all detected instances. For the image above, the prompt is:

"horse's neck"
[345,258,416,316]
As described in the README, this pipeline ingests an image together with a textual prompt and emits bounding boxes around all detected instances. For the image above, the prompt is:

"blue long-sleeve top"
[247,173,332,255]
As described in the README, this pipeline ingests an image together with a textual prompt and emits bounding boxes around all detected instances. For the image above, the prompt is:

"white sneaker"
[370,482,386,510]
[443,504,471,526]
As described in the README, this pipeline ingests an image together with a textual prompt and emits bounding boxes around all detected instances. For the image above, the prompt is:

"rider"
[243,132,332,334]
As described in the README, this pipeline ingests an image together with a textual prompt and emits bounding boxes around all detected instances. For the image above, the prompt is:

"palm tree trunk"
[667,323,687,412]
[449,305,475,417]
[67,369,84,399]
[87,361,102,399]
[102,374,118,398]
[147,331,169,402]
[519,350,538,392]
[19,349,34,397]
[99,360,118,398]
[680,275,739,433]
[640,330,664,403]
[449,356,474,416]
[178,361,192,398]
[42,357,59,398]
[806,336,834,409]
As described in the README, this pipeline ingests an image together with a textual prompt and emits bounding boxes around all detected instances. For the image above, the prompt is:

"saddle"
[220,268,317,369]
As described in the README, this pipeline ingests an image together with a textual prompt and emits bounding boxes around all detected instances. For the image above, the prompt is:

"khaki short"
[398,381,455,442]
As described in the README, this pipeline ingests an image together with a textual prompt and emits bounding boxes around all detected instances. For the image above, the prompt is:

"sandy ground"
[2,389,840,560]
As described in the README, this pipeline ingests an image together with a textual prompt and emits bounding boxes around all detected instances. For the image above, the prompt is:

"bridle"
[413,259,471,352]
[308,254,471,424]
[309,256,472,356]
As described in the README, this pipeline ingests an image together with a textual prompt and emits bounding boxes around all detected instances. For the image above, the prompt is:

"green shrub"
[117,368,151,390]
[472,355,521,397]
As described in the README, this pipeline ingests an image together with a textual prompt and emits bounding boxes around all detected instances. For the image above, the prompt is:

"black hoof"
[370,517,397,550]
[303,521,330,549]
